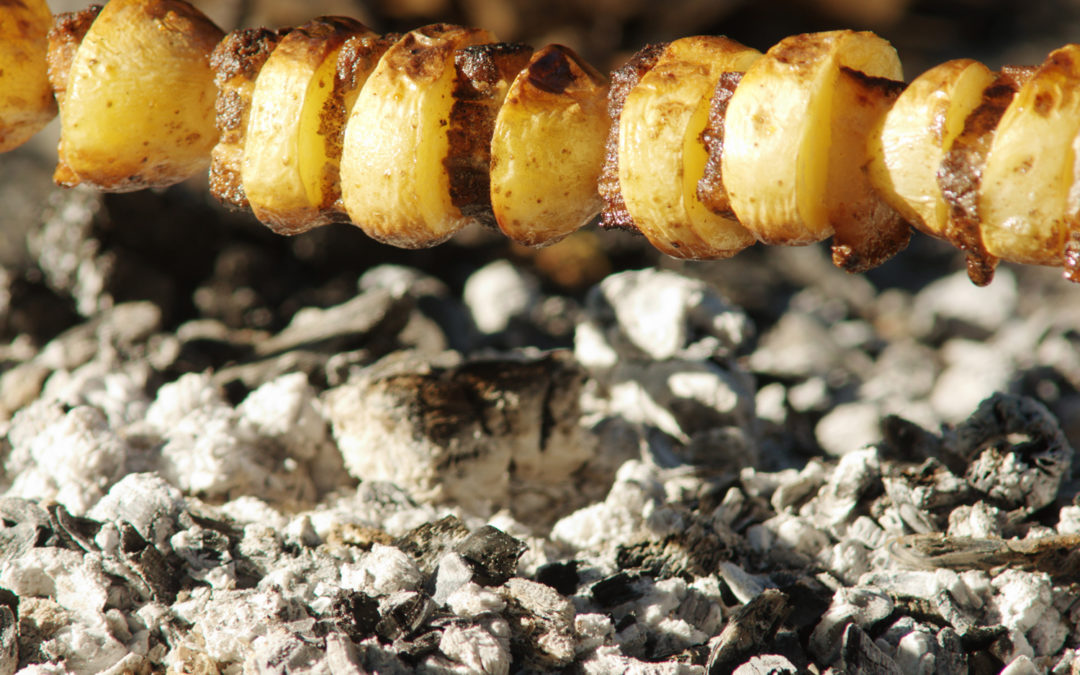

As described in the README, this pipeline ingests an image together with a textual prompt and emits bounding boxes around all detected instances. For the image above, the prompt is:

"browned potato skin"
[50,0,224,192]
[938,67,1035,286]
[209,27,285,211]
[697,71,742,220]
[0,0,57,152]
[318,33,397,216]
[598,42,668,232]
[446,42,533,223]
[46,6,100,124]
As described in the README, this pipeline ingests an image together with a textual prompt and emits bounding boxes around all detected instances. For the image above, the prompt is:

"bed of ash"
[4,153,1080,675]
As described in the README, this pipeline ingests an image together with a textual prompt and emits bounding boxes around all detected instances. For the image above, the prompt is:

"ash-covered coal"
[6,180,1080,674]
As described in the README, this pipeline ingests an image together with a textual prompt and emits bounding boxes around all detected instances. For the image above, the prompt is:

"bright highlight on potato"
[6,0,1080,285]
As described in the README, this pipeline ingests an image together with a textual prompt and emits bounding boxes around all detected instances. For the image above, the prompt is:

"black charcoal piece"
[454,526,526,587]
[375,592,437,643]
[840,623,903,674]
[114,521,182,603]
[708,588,792,674]
[535,560,579,596]
[616,517,736,579]
[328,591,381,642]
[394,628,443,663]
[590,571,645,608]
[935,627,968,675]
[47,503,100,553]
[394,515,470,576]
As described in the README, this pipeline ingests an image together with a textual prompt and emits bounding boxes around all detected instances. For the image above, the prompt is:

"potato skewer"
[5,0,1080,285]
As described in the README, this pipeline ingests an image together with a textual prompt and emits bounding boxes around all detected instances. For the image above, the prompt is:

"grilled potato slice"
[0,0,56,152]
[51,0,223,191]
[826,66,908,271]
[722,31,903,264]
[339,24,497,248]
[979,45,1080,267]
[209,27,285,211]
[869,59,996,238]
[618,36,760,259]
[241,17,374,234]
[490,44,608,247]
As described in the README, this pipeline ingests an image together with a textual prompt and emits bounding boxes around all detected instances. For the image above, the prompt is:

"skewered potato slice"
[826,66,907,271]
[339,24,497,248]
[722,31,905,269]
[618,36,760,259]
[209,27,285,211]
[241,17,374,234]
[869,59,996,237]
[979,45,1080,267]
[0,0,56,152]
[490,44,609,247]
[50,0,223,191]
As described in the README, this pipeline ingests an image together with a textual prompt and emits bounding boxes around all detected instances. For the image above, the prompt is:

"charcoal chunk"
[454,526,526,587]
[708,589,792,674]
[534,560,579,596]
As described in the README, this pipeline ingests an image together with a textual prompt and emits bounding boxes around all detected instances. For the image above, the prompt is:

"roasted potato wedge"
[241,17,374,234]
[0,0,56,153]
[722,31,903,254]
[490,44,608,247]
[979,45,1080,267]
[618,36,760,259]
[869,59,996,238]
[50,0,223,191]
[340,24,497,248]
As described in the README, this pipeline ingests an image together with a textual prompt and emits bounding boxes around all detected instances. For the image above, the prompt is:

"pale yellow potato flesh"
[490,44,609,247]
[980,44,1080,266]
[340,24,495,248]
[55,0,223,191]
[0,0,56,153]
[242,18,372,234]
[618,36,760,259]
[869,59,995,237]
[722,30,902,246]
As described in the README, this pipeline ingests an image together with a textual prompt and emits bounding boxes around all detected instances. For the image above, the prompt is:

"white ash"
[5,245,1080,675]
[463,260,540,335]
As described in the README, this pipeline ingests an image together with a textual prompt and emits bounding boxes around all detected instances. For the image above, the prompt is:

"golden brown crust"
[46,6,100,107]
[937,69,1034,285]
[446,42,532,223]
[697,71,742,219]
[597,41,667,232]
